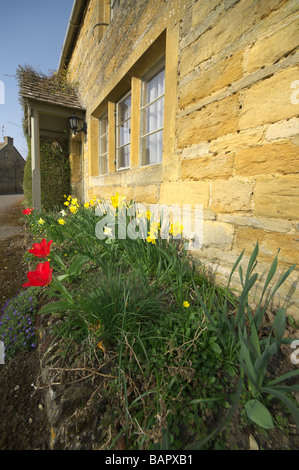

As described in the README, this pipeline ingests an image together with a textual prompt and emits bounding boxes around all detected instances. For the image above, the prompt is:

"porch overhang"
[19,70,85,211]
[26,99,85,211]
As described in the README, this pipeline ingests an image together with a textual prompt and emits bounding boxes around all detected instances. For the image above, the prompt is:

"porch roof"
[20,69,83,110]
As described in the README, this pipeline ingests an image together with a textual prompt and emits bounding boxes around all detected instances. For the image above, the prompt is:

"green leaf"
[38,300,78,315]
[67,255,90,276]
[262,387,299,429]
[272,307,286,345]
[211,342,222,355]
[245,242,259,281]
[266,369,299,387]
[245,399,274,429]
[51,253,66,272]
[254,251,279,328]
[185,378,244,450]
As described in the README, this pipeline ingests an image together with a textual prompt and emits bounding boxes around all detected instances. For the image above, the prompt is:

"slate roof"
[19,68,84,110]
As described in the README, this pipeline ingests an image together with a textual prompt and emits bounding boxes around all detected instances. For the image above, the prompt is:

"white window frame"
[116,91,131,171]
[140,62,165,167]
[99,113,108,175]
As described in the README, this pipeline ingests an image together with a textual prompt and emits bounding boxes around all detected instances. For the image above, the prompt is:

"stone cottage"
[0,136,25,194]
[22,0,299,318]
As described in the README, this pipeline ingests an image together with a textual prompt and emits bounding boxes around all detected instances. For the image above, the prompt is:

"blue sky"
[0,0,74,159]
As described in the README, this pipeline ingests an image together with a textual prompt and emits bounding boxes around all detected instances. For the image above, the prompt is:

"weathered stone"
[235,226,299,265]
[202,220,234,249]
[180,0,286,75]
[235,141,299,176]
[134,184,158,204]
[177,94,240,149]
[181,142,210,159]
[191,0,222,29]
[240,67,299,129]
[254,177,299,219]
[179,51,244,109]
[209,128,264,154]
[210,179,253,213]
[159,181,209,206]
[217,213,292,233]
[181,153,234,180]
[265,117,299,141]
[244,18,299,73]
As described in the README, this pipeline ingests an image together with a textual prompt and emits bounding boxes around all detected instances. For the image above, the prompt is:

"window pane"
[100,117,108,135]
[117,95,131,123]
[141,130,163,166]
[146,69,165,104]
[100,135,108,155]
[142,97,164,135]
[118,144,130,169]
[118,119,131,146]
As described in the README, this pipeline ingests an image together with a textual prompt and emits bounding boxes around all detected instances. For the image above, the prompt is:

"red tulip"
[28,238,53,258]
[22,261,53,287]
[22,208,33,215]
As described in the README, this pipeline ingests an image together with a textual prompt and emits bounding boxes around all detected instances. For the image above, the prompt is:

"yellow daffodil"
[58,218,66,225]
[67,195,72,201]
[170,222,184,237]
[71,198,78,205]
[146,234,156,245]
[64,201,70,206]
[69,205,78,214]
[111,192,126,209]
[84,202,89,209]
[149,221,160,238]
[138,210,152,220]
[38,218,45,225]
[183,301,190,308]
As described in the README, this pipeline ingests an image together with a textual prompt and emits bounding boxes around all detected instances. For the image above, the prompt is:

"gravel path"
[0,194,25,241]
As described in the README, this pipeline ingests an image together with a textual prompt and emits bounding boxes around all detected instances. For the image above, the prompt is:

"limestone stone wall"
[66,0,299,318]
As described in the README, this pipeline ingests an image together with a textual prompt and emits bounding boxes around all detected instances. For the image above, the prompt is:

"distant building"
[0,136,25,194]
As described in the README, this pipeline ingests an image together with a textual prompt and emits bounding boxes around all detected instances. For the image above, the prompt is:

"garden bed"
[0,194,298,450]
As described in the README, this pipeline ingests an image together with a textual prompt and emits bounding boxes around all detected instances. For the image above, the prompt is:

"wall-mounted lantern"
[69,114,87,135]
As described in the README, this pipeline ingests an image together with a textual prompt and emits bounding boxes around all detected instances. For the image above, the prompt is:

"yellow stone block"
[235,227,299,265]
[254,177,299,219]
[235,141,299,176]
[210,179,253,213]
[180,0,286,76]
[179,51,244,109]
[240,67,299,129]
[159,181,210,207]
[245,18,299,73]
[181,153,234,180]
[202,220,234,249]
[191,0,221,29]
[177,94,240,149]
[209,128,264,154]
[134,184,159,204]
